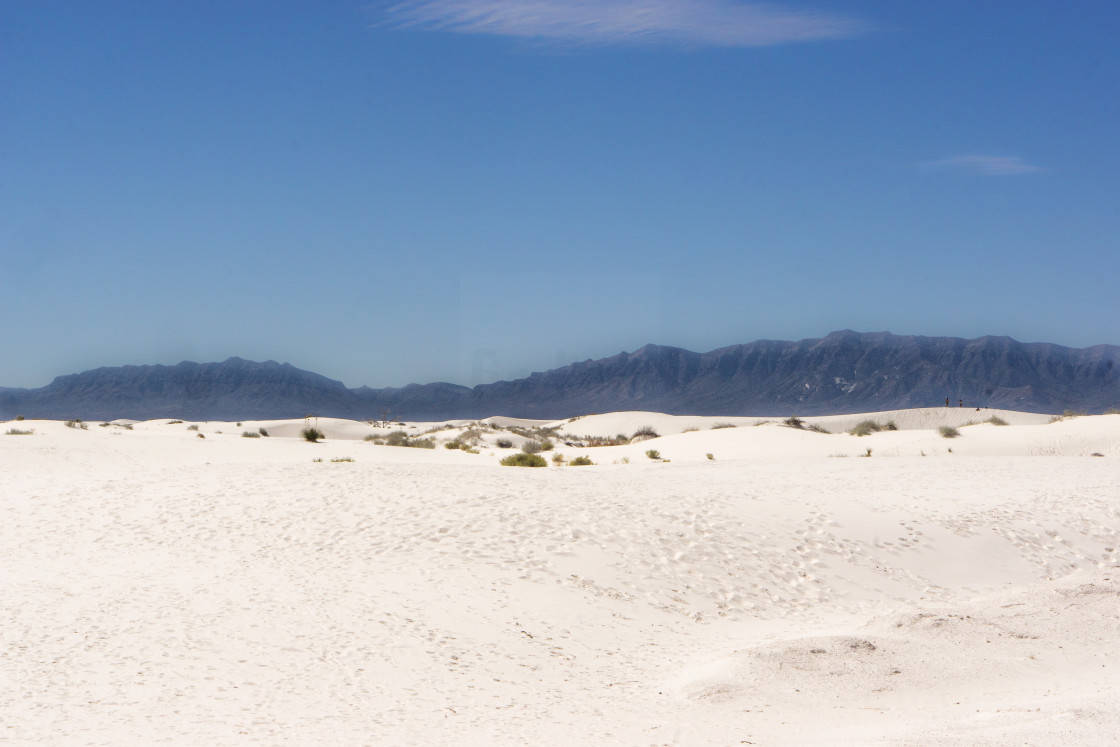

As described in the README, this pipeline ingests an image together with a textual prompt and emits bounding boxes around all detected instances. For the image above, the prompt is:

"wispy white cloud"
[381,0,871,48]
[920,155,1043,176]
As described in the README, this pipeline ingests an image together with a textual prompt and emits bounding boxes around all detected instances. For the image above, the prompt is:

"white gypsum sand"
[1,410,1118,744]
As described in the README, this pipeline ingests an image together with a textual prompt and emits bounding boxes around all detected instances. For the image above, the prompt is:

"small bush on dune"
[522,440,543,454]
[568,456,594,466]
[939,426,961,439]
[6,428,34,435]
[552,452,565,464]
[445,440,465,450]
[712,422,737,430]
[500,452,547,467]
[242,431,260,438]
[187,424,199,431]
[631,425,659,440]
[849,420,895,437]
[808,423,830,434]
[706,453,714,460]
[64,419,88,430]
[384,430,435,449]
[783,416,804,429]
[330,457,354,463]
[496,438,514,449]
[645,449,661,460]
[302,427,325,443]
[14,415,25,421]
[258,427,269,437]
[986,416,1008,426]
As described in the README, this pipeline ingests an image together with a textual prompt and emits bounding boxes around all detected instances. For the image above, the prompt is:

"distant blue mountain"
[2,331,1118,421]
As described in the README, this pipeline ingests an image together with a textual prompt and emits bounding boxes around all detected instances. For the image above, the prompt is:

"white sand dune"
[2,410,1118,744]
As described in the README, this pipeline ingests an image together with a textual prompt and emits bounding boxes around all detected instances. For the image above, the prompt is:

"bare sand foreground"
[2,409,1119,745]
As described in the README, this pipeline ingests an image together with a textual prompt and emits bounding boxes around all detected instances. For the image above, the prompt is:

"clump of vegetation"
[568,455,594,466]
[618,456,630,464]
[1050,409,1088,423]
[1104,408,1120,415]
[14,415,25,421]
[645,449,661,460]
[522,440,543,454]
[64,419,89,430]
[1090,452,1104,457]
[986,416,1009,426]
[706,453,714,460]
[236,422,242,427]
[500,452,547,467]
[807,423,830,434]
[711,422,737,430]
[330,457,354,463]
[301,427,325,443]
[496,438,514,449]
[383,430,435,449]
[445,440,465,450]
[939,425,961,439]
[631,425,659,440]
[682,426,700,433]
[197,433,205,439]
[187,424,199,431]
[242,431,260,438]
[258,427,269,437]
[783,416,804,429]
[5,428,34,435]
[167,420,183,425]
[849,420,897,437]
[861,448,873,457]
[552,452,565,464]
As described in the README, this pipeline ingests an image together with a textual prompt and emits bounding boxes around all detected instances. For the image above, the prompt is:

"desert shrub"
[706,453,714,460]
[384,430,434,448]
[445,440,465,450]
[236,422,242,427]
[808,423,830,434]
[783,416,804,429]
[645,449,661,460]
[682,427,700,433]
[64,419,88,430]
[197,433,205,439]
[618,456,629,464]
[552,452,565,464]
[5,428,34,435]
[500,452,547,467]
[330,457,354,463]
[496,438,514,449]
[711,422,737,430]
[259,427,269,437]
[302,427,325,443]
[986,416,1008,426]
[539,440,553,451]
[849,420,885,437]
[187,424,199,431]
[631,425,659,440]
[861,448,873,457]
[14,415,24,421]
[938,426,961,439]
[167,419,183,425]
[568,455,594,466]
[242,431,260,438]
[385,430,410,446]
[1091,452,1104,457]
[522,440,543,454]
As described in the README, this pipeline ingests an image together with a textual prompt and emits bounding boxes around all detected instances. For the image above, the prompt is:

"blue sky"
[3,1,1118,389]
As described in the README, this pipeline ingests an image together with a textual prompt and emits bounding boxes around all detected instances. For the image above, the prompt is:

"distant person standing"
[959,399,963,408]
[946,397,950,407]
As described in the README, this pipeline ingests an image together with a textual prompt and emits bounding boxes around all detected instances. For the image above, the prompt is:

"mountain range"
[2,331,1118,421]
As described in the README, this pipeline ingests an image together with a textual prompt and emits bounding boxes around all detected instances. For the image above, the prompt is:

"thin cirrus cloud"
[381,0,872,48]
[921,155,1043,176]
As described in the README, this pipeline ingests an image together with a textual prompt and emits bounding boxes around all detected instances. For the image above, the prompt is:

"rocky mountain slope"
[3,332,1117,420]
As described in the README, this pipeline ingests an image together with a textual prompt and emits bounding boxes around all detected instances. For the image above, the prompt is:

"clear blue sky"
[3,1,1118,389]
